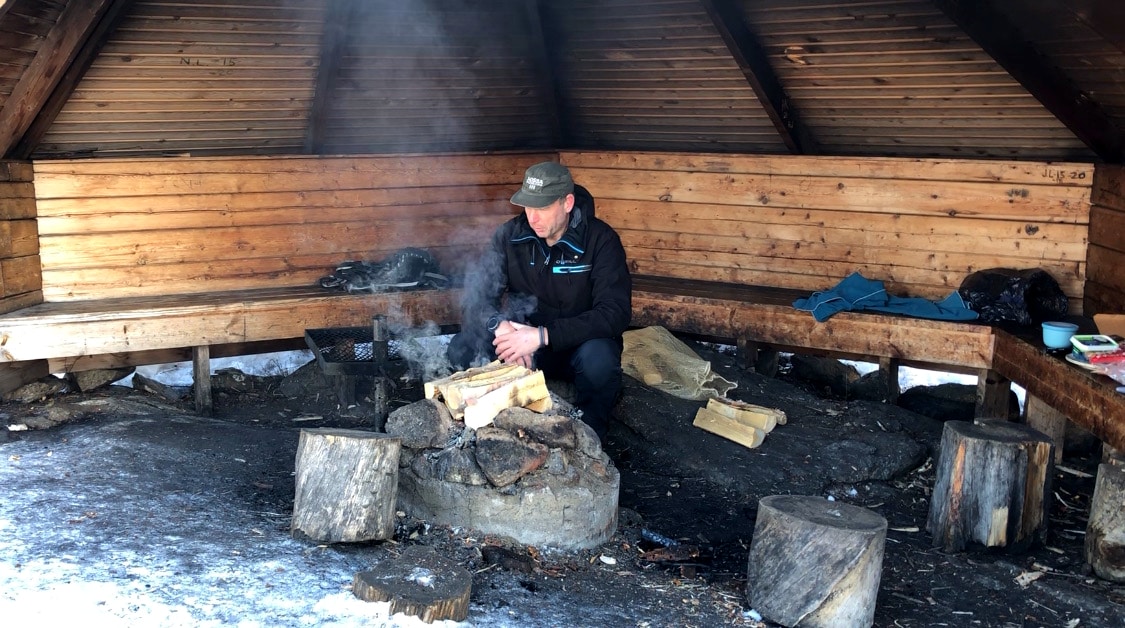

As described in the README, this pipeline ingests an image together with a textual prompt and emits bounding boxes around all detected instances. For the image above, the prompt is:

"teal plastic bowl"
[1041,321,1078,349]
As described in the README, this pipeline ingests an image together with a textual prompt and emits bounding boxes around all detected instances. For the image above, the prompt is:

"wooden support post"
[926,420,1053,552]
[1025,394,1067,463]
[1085,463,1125,582]
[747,495,887,628]
[737,336,778,377]
[878,356,900,404]
[192,345,211,415]
[291,428,401,543]
[975,368,1011,419]
[353,545,471,622]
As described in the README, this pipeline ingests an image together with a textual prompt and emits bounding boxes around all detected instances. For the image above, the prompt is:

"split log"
[707,397,786,431]
[291,428,401,543]
[926,420,1053,552]
[747,495,887,628]
[463,369,551,429]
[425,361,551,425]
[1085,463,1125,582]
[693,406,766,449]
[353,545,471,623]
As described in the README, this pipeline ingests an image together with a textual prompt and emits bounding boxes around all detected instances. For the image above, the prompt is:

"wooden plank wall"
[0,161,42,313]
[1087,165,1125,314]
[33,153,546,302]
[562,151,1092,307]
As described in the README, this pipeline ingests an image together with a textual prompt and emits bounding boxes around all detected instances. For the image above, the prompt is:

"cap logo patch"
[526,176,545,190]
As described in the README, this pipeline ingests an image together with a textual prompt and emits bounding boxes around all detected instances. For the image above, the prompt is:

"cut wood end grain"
[425,361,552,429]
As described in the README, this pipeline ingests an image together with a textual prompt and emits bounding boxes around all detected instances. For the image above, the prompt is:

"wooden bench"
[0,152,553,404]
[0,149,1121,453]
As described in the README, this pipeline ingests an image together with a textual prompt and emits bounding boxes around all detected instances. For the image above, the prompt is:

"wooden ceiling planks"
[36,0,326,158]
[315,0,552,154]
[744,0,1096,159]
[542,0,788,154]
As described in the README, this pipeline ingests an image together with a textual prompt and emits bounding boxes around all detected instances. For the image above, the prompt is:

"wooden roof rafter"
[0,0,129,160]
[933,0,1125,163]
[698,0,814,155]
[304,0,356,155]
[11,0,134,161]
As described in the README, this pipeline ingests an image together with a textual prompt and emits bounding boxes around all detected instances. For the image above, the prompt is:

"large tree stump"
[1085,462,1125,582]
[926,420,1053,552]
[291,428,401,543]
[746,495,887,628]
[353,545,471,623]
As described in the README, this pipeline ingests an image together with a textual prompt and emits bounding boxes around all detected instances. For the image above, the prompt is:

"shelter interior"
[0,0,1124,453]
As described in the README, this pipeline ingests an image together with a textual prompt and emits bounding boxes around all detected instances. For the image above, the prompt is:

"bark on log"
[353,545,471,623]
[1085,462,1125,582]
[747,495,887,628]
[291,428,401,543]
[926,420,1053,552]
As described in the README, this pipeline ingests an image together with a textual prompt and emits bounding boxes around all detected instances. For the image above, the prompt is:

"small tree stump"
[353,546,471,623]
[747,495,887,628]
[926,420,1053,552]
[291,428,401,543]
[1085,463,1125,582]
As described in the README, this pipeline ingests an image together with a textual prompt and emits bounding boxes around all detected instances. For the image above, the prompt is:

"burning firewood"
[426,361,553,429]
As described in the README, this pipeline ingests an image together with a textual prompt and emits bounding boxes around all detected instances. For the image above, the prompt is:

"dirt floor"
[2,341,1124,627]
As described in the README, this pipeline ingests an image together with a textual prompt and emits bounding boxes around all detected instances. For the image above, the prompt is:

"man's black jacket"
[481,185,632,352]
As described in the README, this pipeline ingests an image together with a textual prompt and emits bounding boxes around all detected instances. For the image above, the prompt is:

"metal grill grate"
[304,326,396,376]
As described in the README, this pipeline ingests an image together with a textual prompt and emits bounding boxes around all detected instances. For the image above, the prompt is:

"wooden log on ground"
[693,406,766,449]
[1085,462,1125,582]
[747,495,887,628]
[291,428,401,543]
[926,420,1053,552]
[353,545,471,623]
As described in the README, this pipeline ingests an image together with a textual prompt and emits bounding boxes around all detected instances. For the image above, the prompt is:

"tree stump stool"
[291,428,401,543]
[1085,462,1125,582]
[926,420,1053,553]
[353,545,471,623]
[746,495,887,628]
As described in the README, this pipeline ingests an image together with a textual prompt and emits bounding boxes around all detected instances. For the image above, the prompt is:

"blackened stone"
[3,376,69,403]
[70,367,135,393]
[493,407,577,449]
[789,355,860,398]
[212,368,254,393]
[474,427,549,487]
[898,382,1019,422]
[386,399,456,449]
[413,447,489,486]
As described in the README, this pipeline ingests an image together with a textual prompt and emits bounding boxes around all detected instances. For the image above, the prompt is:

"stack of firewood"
[425,361,552,429]
[692,397,787,449]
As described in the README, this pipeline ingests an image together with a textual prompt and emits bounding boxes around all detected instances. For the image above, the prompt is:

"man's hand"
[493,321,540,369]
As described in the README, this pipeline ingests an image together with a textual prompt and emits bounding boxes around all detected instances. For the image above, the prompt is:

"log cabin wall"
[562,151,1093,308]
[32,153,547,302]
[0,162,42,314]
[1087,165,1125,314]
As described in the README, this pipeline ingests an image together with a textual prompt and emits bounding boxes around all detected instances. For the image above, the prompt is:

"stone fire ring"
[388,400,620,550]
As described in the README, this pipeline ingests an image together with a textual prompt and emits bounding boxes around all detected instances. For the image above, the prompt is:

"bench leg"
[1025,394,1066,463]
[975,368,1011,419]
[878,357,901,404]
[193,345,212,415]
[737,336,779,377]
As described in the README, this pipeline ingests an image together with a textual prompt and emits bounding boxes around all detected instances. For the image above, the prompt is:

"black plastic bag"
[319,247,450,293]
[957,268,1068,326]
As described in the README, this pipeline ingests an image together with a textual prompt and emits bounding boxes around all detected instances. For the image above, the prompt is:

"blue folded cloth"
[793,272,979,322]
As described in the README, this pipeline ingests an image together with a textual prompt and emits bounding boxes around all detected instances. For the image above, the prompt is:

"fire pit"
[385,395,619,550]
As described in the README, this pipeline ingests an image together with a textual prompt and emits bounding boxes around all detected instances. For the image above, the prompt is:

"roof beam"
[933,0,1124,163]
[0,0,121,159]
[12,0,135,160]
[1068,0,1125,56]
[698,0,812,154]
[523,0,567,148]
[304,0,355,155]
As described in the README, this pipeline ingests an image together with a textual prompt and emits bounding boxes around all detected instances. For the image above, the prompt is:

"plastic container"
[1041,321,1078,349]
